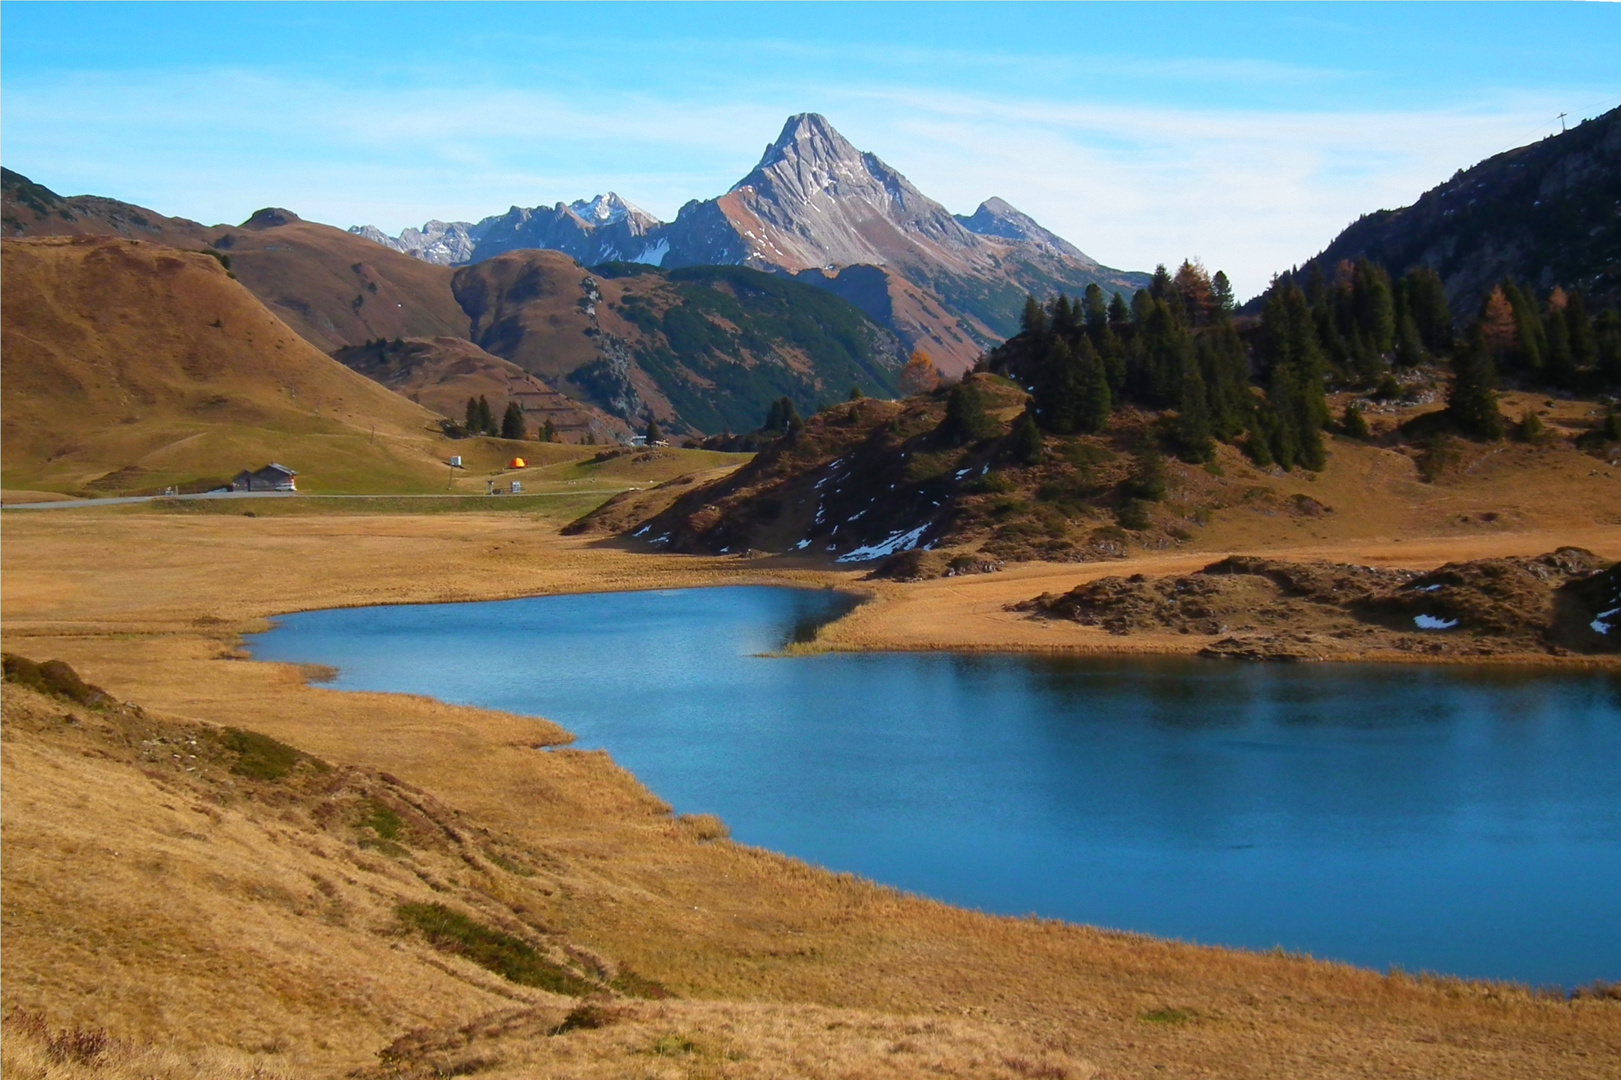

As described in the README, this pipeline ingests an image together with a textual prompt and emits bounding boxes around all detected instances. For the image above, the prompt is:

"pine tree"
[763,398,785,432]
[1341,401,1371,439]
[939,380,996,445]
[1009,412,1043,465]
[1082,283,1108,337]
[1542,299,1575,388]
[500,401,526,440]
[1080,345,1112,434]
[1124,442,1168,502]
[475,395,495,435]
[1393,309,1426,369]
[1566,290,1597,373]
[1405,267,1453,354]
[1170,366,1215,462]
[1446,325,1504,439]
[541,419,556,443]
[645,416,663,443]
[1034,338,1082,433]
[1210,271,1235,323]
[465,396,480,434]
[848,385,864,401]
[1020,295,1048,336]
[1500,281,1545,377]
[1107,291,1130,326]
[1352,259,1396,355]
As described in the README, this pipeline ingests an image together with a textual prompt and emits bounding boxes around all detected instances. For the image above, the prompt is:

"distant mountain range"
[1286,103,1621,314]
[351,114,1150,375]
[0,173,906,438]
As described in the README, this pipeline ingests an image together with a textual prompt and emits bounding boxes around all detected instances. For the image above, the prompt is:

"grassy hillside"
[331,336,630,442]
[579,370,1621,572]
[1,167,211,247]
[208,210,470,352]
[0,236,457,495]
[454,253,905,435]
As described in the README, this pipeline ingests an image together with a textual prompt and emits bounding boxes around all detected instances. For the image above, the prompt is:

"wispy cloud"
[2,62,1609,298]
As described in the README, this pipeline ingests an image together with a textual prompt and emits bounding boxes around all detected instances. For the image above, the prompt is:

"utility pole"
[1558,112,1568,132]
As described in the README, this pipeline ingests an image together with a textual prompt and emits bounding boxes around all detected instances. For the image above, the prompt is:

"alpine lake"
[248,585,1621,988]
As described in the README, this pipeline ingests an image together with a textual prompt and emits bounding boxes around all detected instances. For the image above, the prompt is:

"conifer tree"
[1542,296,1576,388]
[1352,259,1396,355]
[1210,271,1235,323]
[848,385,864,401]
[1010,412,1043,465]
[939,380,996,446]
[1170,366,1215,462]
[1341,401,1371,439]
[1082,284,1108,338]
[1446,325,1504,439]
[1080,346,1113,434]
[476,395,495,435]
[1034,338,1082,433]
[500,400,526,440]
[1394,309,1426,369]
[1107,291,1130,326]
[763,398,786,432]
[1566,290,1597,372]
[541,419,556,443]
[1149,264,1174,302]
[645,416,663,443]
[1500,281,1545,377]
[1405,267,1453,354]
[1124,442,1168,502]
[1020,295,1048,336]
[465,396,480,434]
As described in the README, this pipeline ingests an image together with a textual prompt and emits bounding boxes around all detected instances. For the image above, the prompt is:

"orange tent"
[508,457,527,469]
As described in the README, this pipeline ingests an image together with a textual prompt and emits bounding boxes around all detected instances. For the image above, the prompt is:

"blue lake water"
[247,585,1621,987]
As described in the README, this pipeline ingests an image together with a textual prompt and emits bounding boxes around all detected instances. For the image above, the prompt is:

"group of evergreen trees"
[993,260,1287,466]
[989,253,1621,468]
[462,395,531,440]
[759,396,805,436]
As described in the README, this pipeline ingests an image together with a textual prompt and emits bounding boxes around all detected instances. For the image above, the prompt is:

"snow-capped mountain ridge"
[348,113,1148,370]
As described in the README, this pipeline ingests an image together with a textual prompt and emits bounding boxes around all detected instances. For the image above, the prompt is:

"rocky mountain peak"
[568,192,655,229]
[956,198,1095,265]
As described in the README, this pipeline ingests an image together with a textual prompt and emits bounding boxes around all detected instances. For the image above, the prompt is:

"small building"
[510,481,522,494]
[231,463,297,492]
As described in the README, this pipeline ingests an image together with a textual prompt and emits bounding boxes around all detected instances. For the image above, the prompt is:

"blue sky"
[3,2,1617,297]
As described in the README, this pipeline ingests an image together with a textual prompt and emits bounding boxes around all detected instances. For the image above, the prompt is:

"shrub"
[1515,409,1545,442]
[1,654,112,708]
[396,902,595,995]
[221,727,306,781]
[1117,498,1153,530]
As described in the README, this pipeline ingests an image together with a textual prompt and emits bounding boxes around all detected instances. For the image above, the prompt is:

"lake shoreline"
[5,510,1620,1079]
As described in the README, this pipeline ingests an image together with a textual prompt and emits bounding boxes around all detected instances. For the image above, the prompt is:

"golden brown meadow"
[3,504,1620,1078]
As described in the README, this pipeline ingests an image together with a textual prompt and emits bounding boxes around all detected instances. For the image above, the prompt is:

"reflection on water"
[249,586,1621,986]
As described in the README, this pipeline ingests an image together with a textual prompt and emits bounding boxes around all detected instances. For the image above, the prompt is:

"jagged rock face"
[656,114,1146,346]
[349,220,487,265]
[468,197,664,267]
[956,197,1095,263]
[660,113,982,273]
[347,114,1149,366]
[352,193,664,268]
